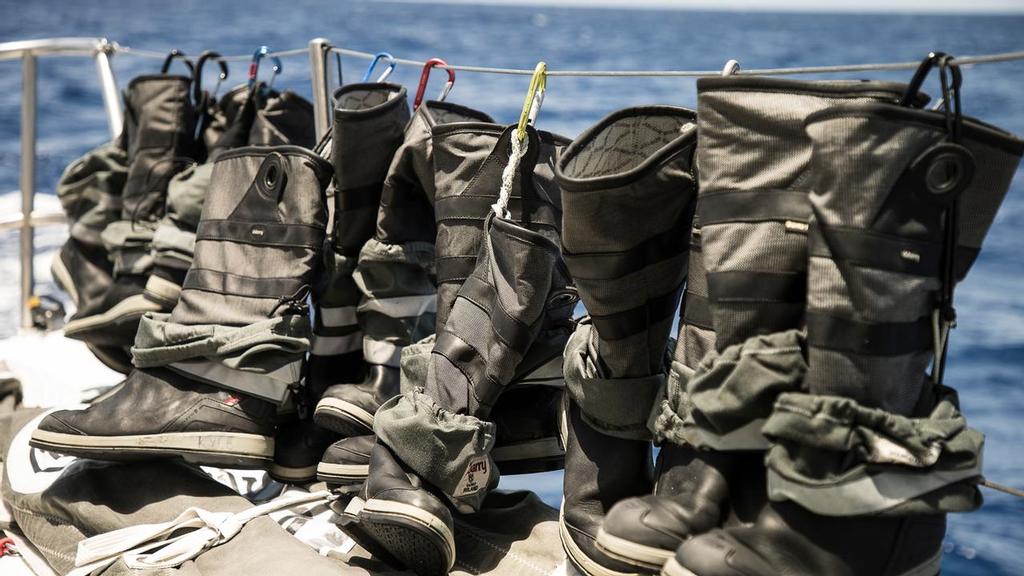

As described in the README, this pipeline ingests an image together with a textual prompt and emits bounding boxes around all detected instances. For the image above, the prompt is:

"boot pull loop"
[901,53,971,385]
[363,52,397,83]
[256,152,288,203]
[160,49,195,77]
[494,62,547,219]
[413,58,455,110]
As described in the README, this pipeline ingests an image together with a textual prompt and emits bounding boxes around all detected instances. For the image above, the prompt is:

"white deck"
[0,330,122,408]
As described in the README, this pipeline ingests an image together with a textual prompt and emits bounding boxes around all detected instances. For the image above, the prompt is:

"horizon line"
[381,0,1024,15]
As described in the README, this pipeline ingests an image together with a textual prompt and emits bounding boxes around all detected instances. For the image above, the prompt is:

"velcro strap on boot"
[764,386,984,516]
[375,390,498,513]
[563,322,663,440]
[678,329,807,451]
[131,312,310,404]
[651,359,694,444]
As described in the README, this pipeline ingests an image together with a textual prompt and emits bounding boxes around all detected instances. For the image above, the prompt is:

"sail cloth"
[0,404,568,575]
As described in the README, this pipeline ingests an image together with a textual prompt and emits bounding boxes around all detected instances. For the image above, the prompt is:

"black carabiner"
[160,49,195,76]
[193,50,229,104]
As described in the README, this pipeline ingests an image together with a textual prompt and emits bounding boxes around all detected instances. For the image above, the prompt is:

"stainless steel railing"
[0,38,122,329]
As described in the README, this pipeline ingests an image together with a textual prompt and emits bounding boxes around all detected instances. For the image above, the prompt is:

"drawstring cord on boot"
[268,284,312,317]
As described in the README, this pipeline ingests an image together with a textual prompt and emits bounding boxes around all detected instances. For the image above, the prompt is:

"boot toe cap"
[603,495,686,552]
[322,435,374,464]
[673,531,771,576]
[36,410,87,436]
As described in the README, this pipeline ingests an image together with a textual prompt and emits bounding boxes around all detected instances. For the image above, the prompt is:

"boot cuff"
[375,390,497,513]
[764,385,983,516]
[333,82,409,119]
[556,105,697,193]
[564,322,663,440]
[131,312,310,404]
[696,76,922,102]
[662,329,807,451]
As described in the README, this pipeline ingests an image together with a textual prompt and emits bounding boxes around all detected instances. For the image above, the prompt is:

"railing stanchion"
[308,38,334,140]
[19,52,37,329]
[95,39,122,139]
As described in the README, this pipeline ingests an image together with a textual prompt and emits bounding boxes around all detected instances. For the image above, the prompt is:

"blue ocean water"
[3,1,1023,574]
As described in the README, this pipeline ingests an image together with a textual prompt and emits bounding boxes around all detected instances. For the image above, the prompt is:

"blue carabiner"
[362,52,397,83]
[248,46,283,91]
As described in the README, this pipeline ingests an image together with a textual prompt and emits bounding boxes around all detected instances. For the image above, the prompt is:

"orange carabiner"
[413,58,455,110]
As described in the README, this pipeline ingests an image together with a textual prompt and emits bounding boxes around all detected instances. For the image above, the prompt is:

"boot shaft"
[376,100,495,246]
[352,100,496,367]
[170,146,332,327]
[696,77,919,351]
[431,120,568,329]
[803,93,1024,413]
[331,82,411,255]
[424,209,569,417]
[120,74,197,224]
[56,142,128,247]
[557,106,698,379]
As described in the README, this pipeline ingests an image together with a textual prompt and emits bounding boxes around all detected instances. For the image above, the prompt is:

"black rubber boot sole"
[312,398,375,437]
[29,429,273,469]
[350,496,455,576]
[316,461,369,489]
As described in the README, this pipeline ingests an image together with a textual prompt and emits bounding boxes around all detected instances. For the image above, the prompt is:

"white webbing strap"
[69,490,332,575]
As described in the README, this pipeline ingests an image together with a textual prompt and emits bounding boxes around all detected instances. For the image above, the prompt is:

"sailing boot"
[64,69,197,348]
[31,146,333,468]
[53,240,134,374]
[314,99,491,436]
[270,369,337,484]
[670,54,1021,576]
[595,78,930,574]
[143,162,210,310]
[551,107,698,575]
[354,125,573,576]
[307,82,410,427]
[317,433,375,490]
[318,100,568,473]
[146,85,318,313]
[429,116,573,471]
[50,141,132,372]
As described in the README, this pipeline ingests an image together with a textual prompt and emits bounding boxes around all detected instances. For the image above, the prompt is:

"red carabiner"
[413,58,455,110]
[0,536,16,557]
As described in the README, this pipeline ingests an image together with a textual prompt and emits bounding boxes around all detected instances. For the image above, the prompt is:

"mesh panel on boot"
[170,147,332,327]
[558,106,698,380]
[803,103,1024,415]
[696,78,917,351]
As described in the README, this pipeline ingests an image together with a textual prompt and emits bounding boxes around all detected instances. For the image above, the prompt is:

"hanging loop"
[160,49,194,76]
[248,46,284,91]
[363,52,397,83]
[413,58,455,110]
[516,61,547,143]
